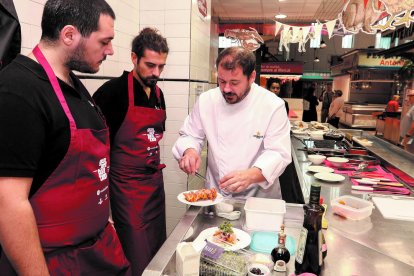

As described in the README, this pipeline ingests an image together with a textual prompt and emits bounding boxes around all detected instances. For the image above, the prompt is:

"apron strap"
[33,45,76,130]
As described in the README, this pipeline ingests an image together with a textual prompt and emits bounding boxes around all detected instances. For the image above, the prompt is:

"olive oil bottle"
[295,184,325,275]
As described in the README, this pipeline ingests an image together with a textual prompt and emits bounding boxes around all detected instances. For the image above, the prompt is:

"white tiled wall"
[13,0,218,236]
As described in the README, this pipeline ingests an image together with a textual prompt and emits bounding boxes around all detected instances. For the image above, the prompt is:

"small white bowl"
[307,154,326,165]
[248,263,270,276]
[327,157,349,167]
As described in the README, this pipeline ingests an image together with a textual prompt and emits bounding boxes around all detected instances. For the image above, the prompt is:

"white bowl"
[327,157,349,167]
[248,263,270,276]
[307,154,326,165]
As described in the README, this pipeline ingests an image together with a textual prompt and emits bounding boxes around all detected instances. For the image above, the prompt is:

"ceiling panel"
[211,0,344,24]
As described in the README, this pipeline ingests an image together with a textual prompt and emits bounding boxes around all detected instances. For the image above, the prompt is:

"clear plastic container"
[331,195,374,220]
[244,197,286,231]
[200,250,250,276]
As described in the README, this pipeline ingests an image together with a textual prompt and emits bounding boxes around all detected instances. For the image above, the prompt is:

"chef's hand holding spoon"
[219,167,265,193]
[179,148,201,175]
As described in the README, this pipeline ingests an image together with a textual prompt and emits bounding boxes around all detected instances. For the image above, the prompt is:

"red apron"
[109,71,167,275]
[0,46,130,275]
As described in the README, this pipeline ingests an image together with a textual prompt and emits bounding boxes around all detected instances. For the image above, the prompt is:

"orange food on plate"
[183,188,217,202]
[338,200,346,205]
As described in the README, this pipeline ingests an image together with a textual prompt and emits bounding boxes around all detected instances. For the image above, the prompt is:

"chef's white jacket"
[172,83,291,199]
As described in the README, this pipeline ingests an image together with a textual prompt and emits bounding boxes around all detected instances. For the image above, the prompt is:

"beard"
[136,70,159,87]
[221,84,251,104]
[66,41,102,74]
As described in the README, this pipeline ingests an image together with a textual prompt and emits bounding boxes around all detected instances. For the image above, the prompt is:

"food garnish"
[213,221,237,244]
[183,188,217,202]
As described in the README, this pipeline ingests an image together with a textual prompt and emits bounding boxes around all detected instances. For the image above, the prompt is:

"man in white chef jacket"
[172,46,291,198]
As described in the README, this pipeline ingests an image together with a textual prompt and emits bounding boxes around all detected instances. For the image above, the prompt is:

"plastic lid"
[249,231,296,255]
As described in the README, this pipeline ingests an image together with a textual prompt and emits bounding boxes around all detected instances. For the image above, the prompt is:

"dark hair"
[266,78,281,89]
[216,47,256,77]
[41,0,115,41]
[132,28,169,59]
[335,90,343,97]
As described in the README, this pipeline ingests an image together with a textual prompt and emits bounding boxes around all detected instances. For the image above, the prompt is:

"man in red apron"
[0,1,130,274]
[93,28,169,275]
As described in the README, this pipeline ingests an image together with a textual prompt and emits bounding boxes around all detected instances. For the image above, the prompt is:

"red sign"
[261,62,303,74]
[198,0,207,18]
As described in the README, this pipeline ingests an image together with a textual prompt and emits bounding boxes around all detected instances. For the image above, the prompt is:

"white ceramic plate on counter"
[177,190,224,206]
[314,172,345,182]
[192,227,251,251]
[307,166,334,173]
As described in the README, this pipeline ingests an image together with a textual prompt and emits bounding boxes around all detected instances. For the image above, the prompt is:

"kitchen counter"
[143,135,414,275]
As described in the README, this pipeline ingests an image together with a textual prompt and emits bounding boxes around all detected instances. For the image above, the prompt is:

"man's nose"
[105,42,114,56]
[153,66,162,77]
[223,83,232,92]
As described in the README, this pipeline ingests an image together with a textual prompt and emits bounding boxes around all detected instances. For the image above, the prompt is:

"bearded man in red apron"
[93,28,169,275]
[0,1,130,275]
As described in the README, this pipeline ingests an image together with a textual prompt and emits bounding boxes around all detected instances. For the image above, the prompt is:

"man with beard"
[93,27,169,275]
[173,47,291,198]
[0,0,131,275]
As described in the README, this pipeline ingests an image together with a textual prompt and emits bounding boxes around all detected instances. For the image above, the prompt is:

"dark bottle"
[271,224,290,265]
[295,184,325,275]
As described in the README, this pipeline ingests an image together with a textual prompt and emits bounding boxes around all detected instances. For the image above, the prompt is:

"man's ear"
[60,25,79,46]
[131,52,138,66]
[249,70,257,84]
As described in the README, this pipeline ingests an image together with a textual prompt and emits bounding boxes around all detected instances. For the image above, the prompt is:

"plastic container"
[331,195,374,220]
[244,197,286,231]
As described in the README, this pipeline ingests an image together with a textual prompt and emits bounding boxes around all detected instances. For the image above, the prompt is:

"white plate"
[314,172,345,182]
[307,166,334,173]
[177,190,224,206]
[192,227,251,251]
[292,129,308,135]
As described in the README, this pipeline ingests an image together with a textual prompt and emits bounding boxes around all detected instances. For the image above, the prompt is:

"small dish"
[248,263,270,276]
[314,172,345,182]
[307,154,326,165]
[327,157,349,168]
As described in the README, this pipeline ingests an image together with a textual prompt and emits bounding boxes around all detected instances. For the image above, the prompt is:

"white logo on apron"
[147,128,157,142]
[97,158,108,181]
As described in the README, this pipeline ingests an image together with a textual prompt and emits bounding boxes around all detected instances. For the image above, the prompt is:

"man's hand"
[219,167,265,194]
[178,148,201,175]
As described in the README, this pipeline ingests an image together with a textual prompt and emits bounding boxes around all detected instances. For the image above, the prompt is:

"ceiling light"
[275,13,287,19]
[314,57,320,63]
[320,40,327,49]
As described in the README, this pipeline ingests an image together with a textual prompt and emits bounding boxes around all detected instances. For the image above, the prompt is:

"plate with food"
[177,187,223,206]
[193,221,251,251]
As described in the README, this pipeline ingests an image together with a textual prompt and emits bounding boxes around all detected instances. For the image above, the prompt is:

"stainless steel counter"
[143,136,414,275]
[339,129,414,179]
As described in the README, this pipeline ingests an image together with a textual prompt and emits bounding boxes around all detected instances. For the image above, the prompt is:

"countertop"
[143,132,414,276]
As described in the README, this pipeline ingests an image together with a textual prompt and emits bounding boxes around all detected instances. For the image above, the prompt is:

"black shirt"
[0,55,106,196]
[92,71,166,144]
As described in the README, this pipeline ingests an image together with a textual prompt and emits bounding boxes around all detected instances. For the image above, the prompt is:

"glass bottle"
[271,224,290,265]
[295,184,325,275]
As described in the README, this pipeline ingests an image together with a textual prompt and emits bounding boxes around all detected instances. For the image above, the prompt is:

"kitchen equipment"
[351,185,410,195]
[244,198,286,232]
[195,172,207,181]
[348,147,368,155]
[307,154,326,165]
[331,195,373,220]
[323,131,344,141]
[327,157,349,167]
[372,196,414,221]
[249,232,296,255]
[344,154,378,165]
